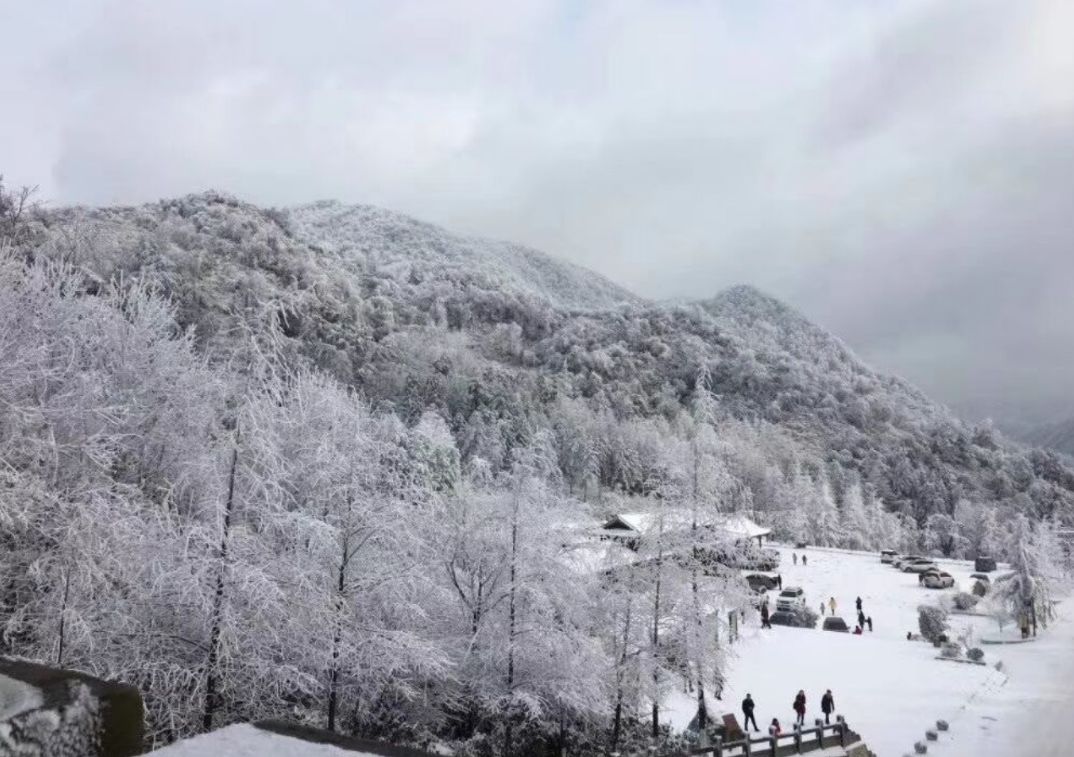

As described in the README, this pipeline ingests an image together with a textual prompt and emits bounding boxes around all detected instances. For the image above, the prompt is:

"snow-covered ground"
[664,544,1071,757]
[149,723,379,756]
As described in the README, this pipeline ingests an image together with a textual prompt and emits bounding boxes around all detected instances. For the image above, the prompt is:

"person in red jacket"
[793,690,806,725]
[769,718,782,737]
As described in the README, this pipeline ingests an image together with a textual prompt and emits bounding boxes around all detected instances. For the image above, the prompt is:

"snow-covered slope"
[287,201,642,312]
[22,191,1074,526]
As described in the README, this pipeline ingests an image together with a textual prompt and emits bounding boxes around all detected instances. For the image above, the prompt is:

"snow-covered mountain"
[22,191,1074,524]
[288,200,643,312]
[1019,417,1074,458]
[7,186,1074,750]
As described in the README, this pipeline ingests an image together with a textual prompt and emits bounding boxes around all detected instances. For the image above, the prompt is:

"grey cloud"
[2,0,1073,428]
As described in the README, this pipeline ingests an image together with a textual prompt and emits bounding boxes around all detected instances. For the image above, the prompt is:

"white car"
[880,549,899,564]
[894,555,927,569]
[922,571,955,589]
[775,586,806,612]
[903,560,938,574]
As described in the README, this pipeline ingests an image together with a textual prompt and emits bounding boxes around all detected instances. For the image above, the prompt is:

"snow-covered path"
[933,606,1074,756]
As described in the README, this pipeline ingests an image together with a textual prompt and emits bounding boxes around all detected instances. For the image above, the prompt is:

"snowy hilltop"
[19,190,1074,525]
[3,184,1073,753]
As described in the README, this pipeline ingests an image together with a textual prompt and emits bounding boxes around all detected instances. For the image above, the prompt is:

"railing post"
[743,737,752,757]
[814,718,824,749]
[836,716,847,748]
[793,724,802,754]
[712,736,722,757]
[769,735,777,756]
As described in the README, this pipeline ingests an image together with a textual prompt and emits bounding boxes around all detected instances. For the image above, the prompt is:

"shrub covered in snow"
[967,648,985,662]
[952,592,979,611]
[918,606,948,644]
[940,642,962,658]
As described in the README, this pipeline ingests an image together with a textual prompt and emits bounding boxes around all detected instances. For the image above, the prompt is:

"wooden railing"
[689,716,859,757]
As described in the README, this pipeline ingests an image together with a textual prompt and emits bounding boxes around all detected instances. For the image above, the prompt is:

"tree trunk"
[327,536,348,732]
[610,599,634,754]
[652,547,662,739]
[203,444,238,732]
[504,493,520,757]
[56,567,71,666]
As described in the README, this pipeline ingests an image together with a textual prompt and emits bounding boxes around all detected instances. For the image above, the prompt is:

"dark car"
[822,616,850,632]
[768,610,799,627]
[974,556,997,572]
[746,573,780,591]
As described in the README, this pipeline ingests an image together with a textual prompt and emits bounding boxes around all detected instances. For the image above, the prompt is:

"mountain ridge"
[21,189,1074,527]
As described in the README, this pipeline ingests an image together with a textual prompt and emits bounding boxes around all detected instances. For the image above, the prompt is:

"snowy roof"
[602,512,657,534]
[600,512,769,540]
[718,515,771,539]
[561,539,640,575]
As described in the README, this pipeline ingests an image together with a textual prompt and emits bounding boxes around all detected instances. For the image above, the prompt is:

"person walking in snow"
[857,609,866,629]
[793,690,806,726]
[742,693,759,732]
[761,602,771,629]
[802,554,807,566]
[777,573,783,590]
[820,689,835,725]
[855,596,862,613]
[793,552,798,566]
[819,601,826,617]
[866,616,873,632]
[828,597,836,615]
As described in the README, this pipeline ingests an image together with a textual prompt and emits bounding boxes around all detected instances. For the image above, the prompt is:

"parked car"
[822,616,850,632]
[794,541,808,549]
[776,586,806,612]
[768,610,799,627]
[745,573,780,592]
[894,554,926,569]
[903,560,938,573]
[974,556,997,572]
[922,571,955,589]
[880,549,899,564]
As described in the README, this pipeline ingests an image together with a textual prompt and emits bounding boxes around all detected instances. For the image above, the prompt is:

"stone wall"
[0,658,143,756]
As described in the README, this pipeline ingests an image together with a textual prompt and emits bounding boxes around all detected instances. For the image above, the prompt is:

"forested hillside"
[3,186,1072,751]
[24,190,1074,528]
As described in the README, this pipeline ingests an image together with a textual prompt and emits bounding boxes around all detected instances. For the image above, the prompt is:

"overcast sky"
[3,0,1073,426]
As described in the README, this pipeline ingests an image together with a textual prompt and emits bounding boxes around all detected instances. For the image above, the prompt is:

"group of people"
[791,552,807,566]
[741,689,837,738]
[820,595,874,634]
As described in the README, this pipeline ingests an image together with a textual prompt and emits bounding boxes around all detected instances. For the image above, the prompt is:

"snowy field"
[664,544,1065,757]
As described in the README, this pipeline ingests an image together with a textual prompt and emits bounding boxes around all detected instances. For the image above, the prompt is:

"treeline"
[0,248,761,753]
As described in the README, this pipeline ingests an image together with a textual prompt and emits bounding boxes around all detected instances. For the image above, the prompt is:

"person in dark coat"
[866,616,873,632]
[793,552,798,565]
[777,573,783,590]
[793,690,806,725]
[820,689,835,724]
[802,555,807,566]
[857,609,866,629]
[855,596,862,612]
[761,602,771,629]
[742,693,759,732]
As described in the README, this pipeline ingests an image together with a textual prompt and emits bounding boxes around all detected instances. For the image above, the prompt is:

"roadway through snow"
[937,605,1074,757]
